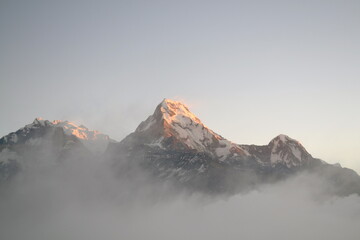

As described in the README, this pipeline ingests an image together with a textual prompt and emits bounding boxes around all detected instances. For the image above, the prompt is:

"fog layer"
[1,155,360,240]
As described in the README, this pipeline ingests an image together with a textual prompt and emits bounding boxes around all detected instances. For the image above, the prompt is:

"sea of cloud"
[1,154,360,240]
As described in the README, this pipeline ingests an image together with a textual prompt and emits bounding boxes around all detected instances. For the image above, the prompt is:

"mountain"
[119,99,247,159]
[1,100,359,196]
[0,118,114,181]
[107,99,360,195]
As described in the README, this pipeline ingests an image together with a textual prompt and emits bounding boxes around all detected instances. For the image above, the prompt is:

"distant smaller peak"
[269,134,299,145]
[276,134,290,141]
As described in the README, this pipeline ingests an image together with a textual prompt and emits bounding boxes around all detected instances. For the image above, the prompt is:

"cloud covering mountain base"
[1,158,360,240]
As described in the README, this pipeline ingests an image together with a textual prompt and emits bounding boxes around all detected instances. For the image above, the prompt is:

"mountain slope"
[107,99,360,195]
[0,118,114,181]
[0,118,87,180]
[109,99,316,168]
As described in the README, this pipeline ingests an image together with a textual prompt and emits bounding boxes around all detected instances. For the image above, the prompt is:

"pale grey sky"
[0,0,359,172]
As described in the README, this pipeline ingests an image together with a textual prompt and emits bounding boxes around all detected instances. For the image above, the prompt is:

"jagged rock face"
[269,134,313,167]
[119,99,248,160]
[241,134,314,168]
[134,99,224,152]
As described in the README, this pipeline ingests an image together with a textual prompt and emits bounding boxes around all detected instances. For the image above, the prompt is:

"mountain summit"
[134,99,224,151]
[268,134,313,167]
[121,99,247,160]
[0,118,115,180]
[241,134,314,168]
[1,118,114,154]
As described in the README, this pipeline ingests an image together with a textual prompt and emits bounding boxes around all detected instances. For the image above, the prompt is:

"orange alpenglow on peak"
[136,98,209,134]
[133,98,247,158]
[158,99,202,125]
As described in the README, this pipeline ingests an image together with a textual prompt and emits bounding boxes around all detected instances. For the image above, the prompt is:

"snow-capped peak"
[132,99,248,159]
[1,118,115,154]
[159,99,203,126]
[26,118,111,142]
[269,134,312,167]
[270,134,297,144]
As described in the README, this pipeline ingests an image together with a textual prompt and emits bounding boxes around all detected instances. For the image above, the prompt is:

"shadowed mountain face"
[106,99,360,195]
[0,118,112,181]
[1,99,359,196]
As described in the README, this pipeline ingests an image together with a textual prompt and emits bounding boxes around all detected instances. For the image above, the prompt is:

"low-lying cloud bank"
[1,158,360,240]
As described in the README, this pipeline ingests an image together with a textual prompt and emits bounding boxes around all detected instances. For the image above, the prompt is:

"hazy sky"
[0,0,359,172]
